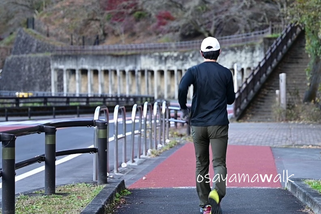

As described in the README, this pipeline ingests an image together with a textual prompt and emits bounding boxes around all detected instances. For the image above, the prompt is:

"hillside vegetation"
[0,0,288,46]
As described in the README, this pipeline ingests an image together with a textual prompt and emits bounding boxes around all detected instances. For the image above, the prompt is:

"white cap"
[200,37,220,52]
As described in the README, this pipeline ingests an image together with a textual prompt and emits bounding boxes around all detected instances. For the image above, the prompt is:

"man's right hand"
[180,108,190,122]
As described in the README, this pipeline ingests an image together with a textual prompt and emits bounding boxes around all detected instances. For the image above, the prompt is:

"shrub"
[273,102,321,123]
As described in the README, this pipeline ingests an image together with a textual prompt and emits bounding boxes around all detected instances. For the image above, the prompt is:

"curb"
[287,178,321,214]
[81,179,126,214]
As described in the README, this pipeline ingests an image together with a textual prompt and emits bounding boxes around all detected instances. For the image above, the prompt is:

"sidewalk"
[112,122,321,214]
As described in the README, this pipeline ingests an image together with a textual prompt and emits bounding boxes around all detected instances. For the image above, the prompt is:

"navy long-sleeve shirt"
[178,61,235,126]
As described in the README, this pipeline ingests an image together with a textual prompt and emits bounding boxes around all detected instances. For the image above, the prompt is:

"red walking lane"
[129,143,281,189]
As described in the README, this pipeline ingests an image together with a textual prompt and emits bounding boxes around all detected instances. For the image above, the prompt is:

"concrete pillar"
[117,69,121,96]
[88,69,93,96]
[63,69,68,96]
[103,70,108,94]
[136,70,141,95]
[76,69,81,96]
[98,69,103,95]
[174,69,178,100]
[164,69,168,99]
[109,70,113,94]
[234,63,238,92]
[154,69,158,99]
[51,68,56,96]
[126,70,130,96]
[145,70,149,96]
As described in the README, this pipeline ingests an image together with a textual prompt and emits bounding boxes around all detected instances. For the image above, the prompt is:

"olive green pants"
[191,125,228,207]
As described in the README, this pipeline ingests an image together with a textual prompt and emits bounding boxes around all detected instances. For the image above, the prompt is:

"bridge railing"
[233,24,303,120]
[53,26,283,55]
[0,100,188,213]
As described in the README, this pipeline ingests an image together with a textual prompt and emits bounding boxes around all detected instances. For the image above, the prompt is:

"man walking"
[178,37,235,214]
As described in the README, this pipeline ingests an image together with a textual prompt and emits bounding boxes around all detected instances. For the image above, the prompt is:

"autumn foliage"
[156,11,175,27]
[103,0,138,22]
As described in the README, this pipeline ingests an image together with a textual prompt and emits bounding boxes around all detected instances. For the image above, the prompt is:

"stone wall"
[11,28,55,55]
[0,28,53,91]
[0,55,51,92]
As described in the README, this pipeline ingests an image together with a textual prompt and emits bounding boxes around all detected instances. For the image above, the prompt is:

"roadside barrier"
[0,100,188,213]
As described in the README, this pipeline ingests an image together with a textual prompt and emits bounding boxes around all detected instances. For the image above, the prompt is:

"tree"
[290,0,321,103]
[138,0,283,40]
[0,0,54,35]
[102,0,139,43]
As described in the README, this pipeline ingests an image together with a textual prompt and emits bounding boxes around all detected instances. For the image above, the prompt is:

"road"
[0,116,147,200]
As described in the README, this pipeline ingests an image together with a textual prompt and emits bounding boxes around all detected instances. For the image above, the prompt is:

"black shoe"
[208,189,222,214]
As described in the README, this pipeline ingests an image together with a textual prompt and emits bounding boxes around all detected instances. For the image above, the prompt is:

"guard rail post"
[77,106,80,117]
[121,107,127,166]
[43,125,57,194]
[113,105,127,173]
[142,102,152,156]
[147,104,153,153]
[131,104,137,163]
[157,102,162,147]
[93,105,110,180]
[153,102,159,149]
[161,101,168,145]
[95,120,108,184]
[174,110,178,128]
[28,107,31,119]
[136,106,142,159]
[165,102,170,140]
[114,105,120,173]
[53,106,56,118]
[131,104,143,162]
[1,133,16,214]
[5,108,8,121]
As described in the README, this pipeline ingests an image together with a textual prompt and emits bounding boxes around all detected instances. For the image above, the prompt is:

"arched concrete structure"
[50,43,265,99]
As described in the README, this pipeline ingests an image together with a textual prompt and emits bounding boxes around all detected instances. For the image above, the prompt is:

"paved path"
[114,122,321,214]
[130,143,281,189]
[228,122,321,147]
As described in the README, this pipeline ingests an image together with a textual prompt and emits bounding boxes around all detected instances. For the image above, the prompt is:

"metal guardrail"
[0,95,155,121]
[233,24,303,120]
[0,95,154,107]
[0,100,189,213]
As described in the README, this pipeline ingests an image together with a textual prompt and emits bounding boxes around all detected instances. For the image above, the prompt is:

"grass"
[0,183,105,214]
[0,32,16,46]
[149,128,190,157]
[272,102,321,123]
[105,189,131,214]
[149,139,180,157]
[303,180,321,213]
[305,179,321,194]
